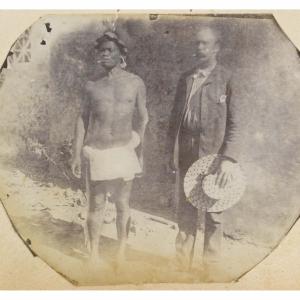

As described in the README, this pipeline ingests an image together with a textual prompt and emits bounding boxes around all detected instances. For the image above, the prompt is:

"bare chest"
[87,78,137,115]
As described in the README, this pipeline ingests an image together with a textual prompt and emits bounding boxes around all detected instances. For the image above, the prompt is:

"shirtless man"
[71,32,148,265]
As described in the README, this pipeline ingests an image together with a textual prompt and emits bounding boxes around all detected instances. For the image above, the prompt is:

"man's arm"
[135,79,149,172]
[71,89,90,178]
[216,78,248,188]
[221,79,247,162]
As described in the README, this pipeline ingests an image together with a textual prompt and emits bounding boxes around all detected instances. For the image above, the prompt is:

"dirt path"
[0,161,272,285]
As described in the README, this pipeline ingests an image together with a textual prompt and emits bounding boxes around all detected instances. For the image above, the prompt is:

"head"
[94,32,127,70]
[194,26,220,67]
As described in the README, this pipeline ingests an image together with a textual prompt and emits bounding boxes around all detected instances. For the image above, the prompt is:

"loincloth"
[82,131,141,181]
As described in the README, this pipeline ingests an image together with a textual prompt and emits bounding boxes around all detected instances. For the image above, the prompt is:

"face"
[195,28,219,66]
[96,40,122,69]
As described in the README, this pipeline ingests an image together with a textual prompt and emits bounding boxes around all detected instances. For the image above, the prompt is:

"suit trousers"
[177,128,223,264]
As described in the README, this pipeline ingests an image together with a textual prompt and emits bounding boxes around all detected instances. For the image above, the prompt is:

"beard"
[196,53,217,68]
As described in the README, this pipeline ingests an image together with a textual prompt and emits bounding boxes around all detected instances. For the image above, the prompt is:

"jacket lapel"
[202,64,222,86]
[185,74,194,101]
[174,71,195,142]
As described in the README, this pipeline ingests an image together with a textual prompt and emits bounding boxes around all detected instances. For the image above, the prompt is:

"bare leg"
[86,180,107,263]
[114,179,133,262]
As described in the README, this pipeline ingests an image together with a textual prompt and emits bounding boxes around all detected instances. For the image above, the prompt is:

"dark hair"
[95,31,128,56]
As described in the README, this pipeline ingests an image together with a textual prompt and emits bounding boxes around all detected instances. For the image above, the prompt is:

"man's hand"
[135,153,144,178]
[215,159,236,189]
[138,153,144,171]
[70,157,81,179]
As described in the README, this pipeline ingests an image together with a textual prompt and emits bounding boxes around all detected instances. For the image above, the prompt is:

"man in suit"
[167,26,245,278]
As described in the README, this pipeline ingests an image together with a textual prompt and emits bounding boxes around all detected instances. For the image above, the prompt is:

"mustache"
[193,53,205,57]
[97,58,110,63]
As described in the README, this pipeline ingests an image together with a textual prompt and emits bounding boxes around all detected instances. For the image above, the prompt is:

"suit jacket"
[167,63,244,168]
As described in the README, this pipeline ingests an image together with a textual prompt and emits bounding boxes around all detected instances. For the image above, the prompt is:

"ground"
[0,157,272,285]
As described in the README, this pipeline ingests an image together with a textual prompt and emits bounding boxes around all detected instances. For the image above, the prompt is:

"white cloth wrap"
[83,131,141,181]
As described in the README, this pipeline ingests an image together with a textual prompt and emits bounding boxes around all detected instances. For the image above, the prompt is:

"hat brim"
[184,154,246,213]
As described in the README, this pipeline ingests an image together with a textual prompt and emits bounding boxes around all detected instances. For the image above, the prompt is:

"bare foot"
[113,247,128,273]
[83,225,91,252]
[178,256,190,272]
[86,251,107,270]
[116,249,126,264]
[175,246,191,272]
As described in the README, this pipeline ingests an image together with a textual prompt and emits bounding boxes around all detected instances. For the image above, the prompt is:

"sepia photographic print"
[0,12,300,287]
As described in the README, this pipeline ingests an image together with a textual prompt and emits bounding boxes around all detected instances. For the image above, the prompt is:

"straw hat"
[184,154,246,213]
